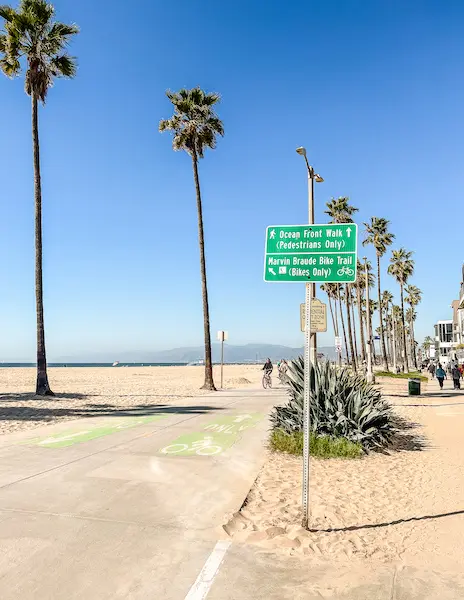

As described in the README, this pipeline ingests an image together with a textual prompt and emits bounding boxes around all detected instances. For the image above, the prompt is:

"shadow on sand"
[0,395,225,425]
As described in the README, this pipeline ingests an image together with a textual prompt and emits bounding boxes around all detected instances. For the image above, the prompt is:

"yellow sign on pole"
[300,299,327,333]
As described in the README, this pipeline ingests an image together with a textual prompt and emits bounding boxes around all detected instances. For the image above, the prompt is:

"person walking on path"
[428,362,436,379]
[452,364,461,390]
[436,364,446,390]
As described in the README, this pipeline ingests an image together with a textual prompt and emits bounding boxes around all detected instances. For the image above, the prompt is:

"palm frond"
[50,54,76,77]
[159,86,224,158]
[0,0,78,99]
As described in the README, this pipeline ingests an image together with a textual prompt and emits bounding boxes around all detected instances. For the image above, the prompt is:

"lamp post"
[363,256,375,383]
[296,146,323,529]
[296,147,323,365]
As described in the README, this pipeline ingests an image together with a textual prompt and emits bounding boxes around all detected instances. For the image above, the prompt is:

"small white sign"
[217,331,229,342]
[335,336,342,351]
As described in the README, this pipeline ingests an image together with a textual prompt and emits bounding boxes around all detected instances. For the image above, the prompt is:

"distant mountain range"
[55,343,339,363]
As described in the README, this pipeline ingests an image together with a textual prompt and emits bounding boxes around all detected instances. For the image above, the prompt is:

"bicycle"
[160,436,222,456]
[337,266,354,277]
[262,371,273,389]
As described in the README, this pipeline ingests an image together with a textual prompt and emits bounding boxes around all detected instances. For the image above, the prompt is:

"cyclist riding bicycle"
[278,359,288,375]
[262,358,273,375]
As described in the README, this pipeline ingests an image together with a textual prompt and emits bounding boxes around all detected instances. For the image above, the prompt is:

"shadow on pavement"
[310,507,464,534]
[0,401,225,424]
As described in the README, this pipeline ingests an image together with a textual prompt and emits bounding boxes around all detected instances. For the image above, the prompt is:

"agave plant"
[271,358,395,449]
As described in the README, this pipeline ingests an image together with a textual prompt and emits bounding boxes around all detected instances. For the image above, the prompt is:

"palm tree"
[321,283,342,364]
[405,285,422,369]
[324,197,359,223]
[160,88,224,390]
[355,259,374,363]
[388,248,415,372]
[325,197,358,370]
[337,284,350,365]
[363,217,395,372]
[0,0,78,395]
[381,290,394,363]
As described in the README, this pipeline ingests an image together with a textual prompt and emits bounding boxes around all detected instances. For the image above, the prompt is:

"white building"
[434,320,453,365]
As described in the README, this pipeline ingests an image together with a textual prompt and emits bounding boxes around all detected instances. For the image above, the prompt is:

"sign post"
[300,299,327,333]
[217,331,228,388]
[264,222,357,529]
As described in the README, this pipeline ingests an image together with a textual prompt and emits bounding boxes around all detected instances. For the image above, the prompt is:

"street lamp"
[363,256,375,383]
[296,146,323,364]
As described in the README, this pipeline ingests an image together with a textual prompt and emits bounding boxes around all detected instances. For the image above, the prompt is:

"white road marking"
[184,540,232,600]
[38,431,90,445]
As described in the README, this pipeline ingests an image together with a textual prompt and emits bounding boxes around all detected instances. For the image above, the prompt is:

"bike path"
[0,387,285,599]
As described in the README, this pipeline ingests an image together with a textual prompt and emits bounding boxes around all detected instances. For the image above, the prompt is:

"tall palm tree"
[381,290,394,362]
[388,248,415,372]
[325,197,358,370]
[160,88,224,390]
[0,0,78,395]
[405,285,422,369]
[362,217,395,372]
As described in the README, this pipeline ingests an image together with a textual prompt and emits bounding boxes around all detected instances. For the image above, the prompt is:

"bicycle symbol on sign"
[337,266,354,277]
[160,435,223,456]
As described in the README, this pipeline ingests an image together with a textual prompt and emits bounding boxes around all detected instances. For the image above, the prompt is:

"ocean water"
[0,363,189,368]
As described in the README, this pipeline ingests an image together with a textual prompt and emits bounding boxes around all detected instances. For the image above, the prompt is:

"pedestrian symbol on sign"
[279,266,287,274]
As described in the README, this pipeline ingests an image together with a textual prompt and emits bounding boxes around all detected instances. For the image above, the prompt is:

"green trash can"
[408,378,421,396]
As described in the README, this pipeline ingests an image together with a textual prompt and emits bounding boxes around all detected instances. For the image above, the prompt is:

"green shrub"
[270,429,363,458]
[376,371,427,382]
[271,358,395,450]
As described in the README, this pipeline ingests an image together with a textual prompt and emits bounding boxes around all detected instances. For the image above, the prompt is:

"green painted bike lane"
[22,414,167,449]
[159,412,263,457]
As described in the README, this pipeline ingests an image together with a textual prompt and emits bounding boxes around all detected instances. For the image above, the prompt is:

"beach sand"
[0,365,262,435]
[224,377,464,571]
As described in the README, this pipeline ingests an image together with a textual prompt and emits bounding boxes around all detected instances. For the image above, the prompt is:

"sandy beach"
[0,365,262,435]
[224,376,464,573]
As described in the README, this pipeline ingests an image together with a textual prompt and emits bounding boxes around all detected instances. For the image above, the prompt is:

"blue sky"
[1,0,464,360]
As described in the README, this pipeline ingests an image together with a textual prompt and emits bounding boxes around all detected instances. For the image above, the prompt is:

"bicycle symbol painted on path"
[161,435,223,456]
[159,413,263,458]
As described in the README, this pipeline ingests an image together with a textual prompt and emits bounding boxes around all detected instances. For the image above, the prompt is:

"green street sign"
[264,223,357,283]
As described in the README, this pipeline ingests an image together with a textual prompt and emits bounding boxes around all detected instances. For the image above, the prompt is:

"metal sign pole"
[221,333,224,388]
[302,281,312,529]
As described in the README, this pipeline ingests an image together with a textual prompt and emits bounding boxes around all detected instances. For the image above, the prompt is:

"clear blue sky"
[1,0,463,360]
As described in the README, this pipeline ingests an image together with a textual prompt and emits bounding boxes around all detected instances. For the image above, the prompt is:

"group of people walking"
[427,361,463,390]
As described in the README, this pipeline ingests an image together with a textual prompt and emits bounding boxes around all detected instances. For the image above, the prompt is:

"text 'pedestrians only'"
[264,223,358,283]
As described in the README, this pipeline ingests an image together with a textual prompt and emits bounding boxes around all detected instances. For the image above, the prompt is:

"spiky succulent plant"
[271,358,395,449]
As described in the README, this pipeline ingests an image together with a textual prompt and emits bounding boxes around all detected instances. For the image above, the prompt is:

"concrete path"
[2,382,463,599]
[0,386,285,599]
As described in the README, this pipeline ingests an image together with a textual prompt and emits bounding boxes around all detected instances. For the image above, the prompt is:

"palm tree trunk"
[410,317,417,368]
[392,316,397,372]
[32,95,53,396]
[345,284,357,371]
[400,284,409,372]
[191,153,215,390]
[356,285,366,362]
[377,254,389,371]
[327,295,337,336]
[337,284,350,365]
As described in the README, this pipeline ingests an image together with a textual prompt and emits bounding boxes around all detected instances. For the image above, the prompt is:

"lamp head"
[296,146,307,157]
[314,174,324,183]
